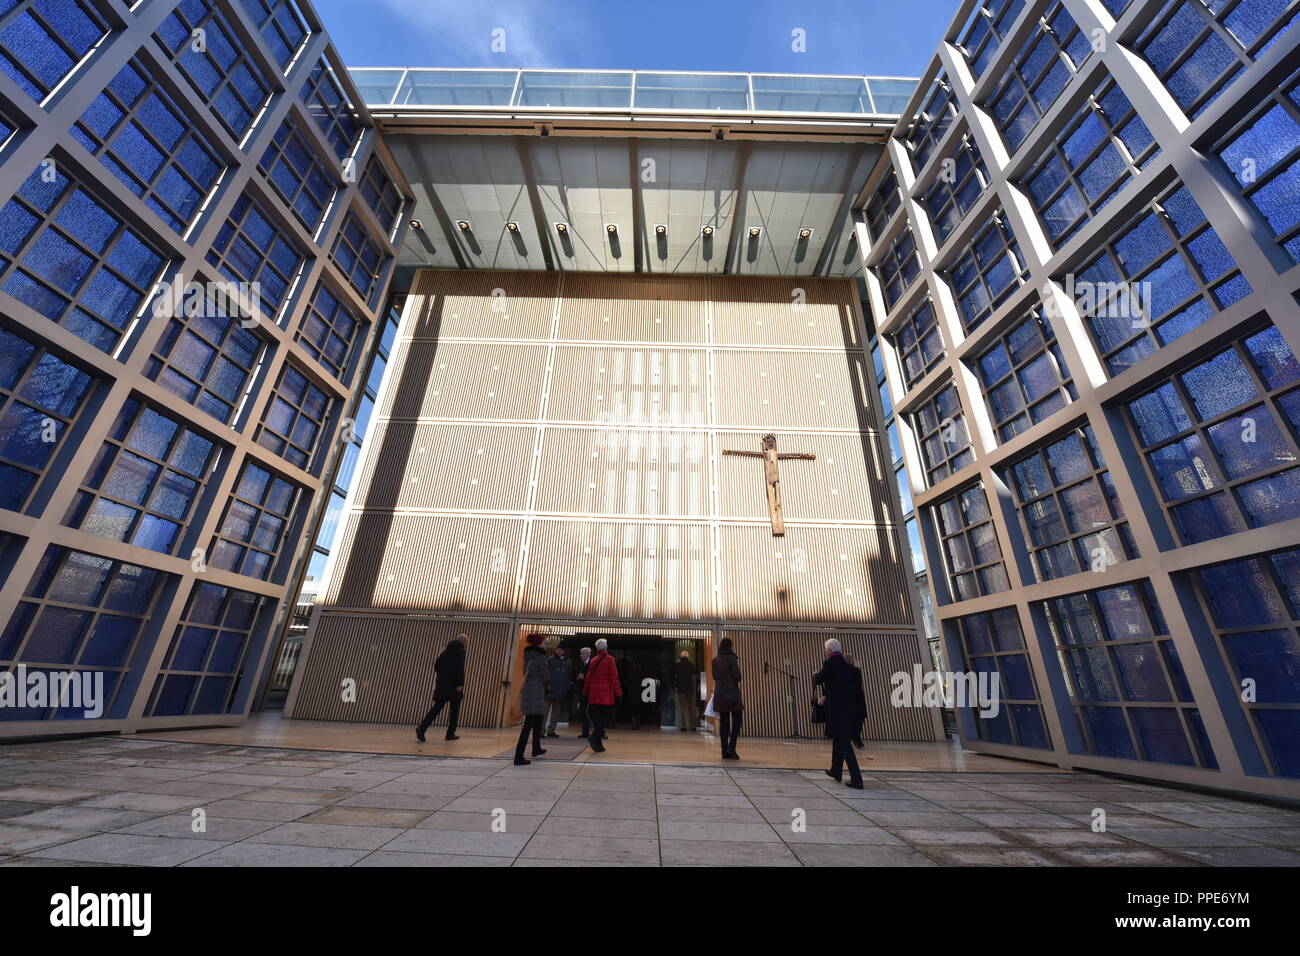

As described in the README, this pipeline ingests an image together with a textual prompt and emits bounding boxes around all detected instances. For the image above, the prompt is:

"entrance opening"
[560,634,707,730]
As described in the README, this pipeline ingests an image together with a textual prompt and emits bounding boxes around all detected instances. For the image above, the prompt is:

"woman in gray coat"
[515,634,549,765]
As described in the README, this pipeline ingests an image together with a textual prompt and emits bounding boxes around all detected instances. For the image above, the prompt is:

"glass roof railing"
[350,68,919,116]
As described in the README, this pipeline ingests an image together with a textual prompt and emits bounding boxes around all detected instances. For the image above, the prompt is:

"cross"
[722,434,816,537]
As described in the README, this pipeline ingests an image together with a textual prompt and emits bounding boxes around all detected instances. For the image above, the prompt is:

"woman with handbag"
[710,637,743,760]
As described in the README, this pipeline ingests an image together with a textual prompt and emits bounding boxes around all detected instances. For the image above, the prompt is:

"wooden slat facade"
[289,270,942,740]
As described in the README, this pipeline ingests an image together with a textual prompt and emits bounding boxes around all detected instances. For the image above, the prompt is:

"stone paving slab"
[0,738,1295,867]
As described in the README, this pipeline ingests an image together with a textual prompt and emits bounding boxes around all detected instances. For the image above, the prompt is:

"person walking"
[582,638,621,753]
[844,652,869,750]
[814,639,864,789]
[673,651,698,732]
[544,645,574,738]
[514,633,549,766]
[573,646,593,739]
[711,637,743,760]
[416,633,467,742]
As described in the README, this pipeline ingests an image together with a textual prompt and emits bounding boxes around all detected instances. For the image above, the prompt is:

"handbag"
[810,677,826,724]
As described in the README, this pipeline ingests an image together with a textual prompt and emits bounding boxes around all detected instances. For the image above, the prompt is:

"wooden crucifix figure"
[722,434,816,537]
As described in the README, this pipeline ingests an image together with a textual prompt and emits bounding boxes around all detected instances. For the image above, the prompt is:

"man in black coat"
[813,639,863,788]
[416,634,468,742]
[673,652,698,732]
[845,653,868,749]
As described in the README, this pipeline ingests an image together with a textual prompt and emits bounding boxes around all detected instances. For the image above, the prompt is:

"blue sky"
[314,0,957,77]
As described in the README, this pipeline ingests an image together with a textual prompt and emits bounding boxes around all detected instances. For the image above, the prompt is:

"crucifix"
[723,434,816,537]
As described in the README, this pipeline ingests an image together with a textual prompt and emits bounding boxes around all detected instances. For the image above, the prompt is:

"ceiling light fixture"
[506,221,519,232]
[701,225,714,237]
[748,226,762,238]
[456,220,471,231]
[654,224,667,236]
[555,221,569,234]
[798,227,812,239]
[606,223,618,235]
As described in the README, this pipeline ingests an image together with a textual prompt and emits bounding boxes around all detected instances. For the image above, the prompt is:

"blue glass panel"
[1131,707,1195,765]
[1084,706,1136,758]
[1223,629,1300,703]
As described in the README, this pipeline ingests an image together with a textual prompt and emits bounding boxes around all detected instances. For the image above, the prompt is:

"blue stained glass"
[1172,491,1247,542]
[1250,162,1300,239]
[1186,228,1233,280]
[1225,0,1292,47]
[79,614,136,666]
[0,201,39,255]
[193,676,232,714]
[1166,33,1236,109]
[1237,468,1300,527]
[1131,707,1195,765]
[1046,434,1090,484]
[23,606,89,663]
[152,674,196,716]
[1111,642,1171,700]
[0,403,57,467]
[1149,434,1216,500]
[172,625,214,670]
[56,190,119,252]
[1000,653,1035,699]
[1224,629,1300,702]
[1220,105,1298,185]
[105,232,162,286]
[1011,704,1049,749]
[1181,348,1257,420]
[1256,709,1300,777]
[23,231,92,293]
[1207,409,1293,479]
[1199,558,1285,628]
[208,632,245,672]
[127,408,179,459]
[110,124,165,180]
[1212,273,1251,309]
[1085,706,1136,757]
[1145,254,1199,319]
[1114,212,1171,273]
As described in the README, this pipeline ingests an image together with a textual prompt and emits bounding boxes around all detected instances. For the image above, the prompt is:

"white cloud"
[372,0,591,67]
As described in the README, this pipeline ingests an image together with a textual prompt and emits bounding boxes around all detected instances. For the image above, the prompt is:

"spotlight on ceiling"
[798,227,812,239]
[748,226,762,239]
[409,219,423,230]
[456,220,471,231]
[654,224,667,236]
[606,223,618,235]
[505,221,519,232]
[701,225,714,237]
[555,221,569,235]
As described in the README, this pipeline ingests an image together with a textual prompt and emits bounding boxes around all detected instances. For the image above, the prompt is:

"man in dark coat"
[417,634,468,742]
[845,653,868,749]
[813,638,863,788]
[674,652,698,732]
[544,646,574,738]
[573,646,593,738]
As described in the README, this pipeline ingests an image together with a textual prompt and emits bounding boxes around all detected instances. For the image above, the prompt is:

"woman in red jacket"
[582,639,622,753]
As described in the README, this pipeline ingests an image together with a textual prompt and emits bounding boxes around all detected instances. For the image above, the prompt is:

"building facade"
[862,0,1300,797]
[0,0,410,735]
[287,270,942,741]
[1,0,1296,802]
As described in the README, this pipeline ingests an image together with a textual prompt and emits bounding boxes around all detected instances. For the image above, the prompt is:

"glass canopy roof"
[349,69,918,115]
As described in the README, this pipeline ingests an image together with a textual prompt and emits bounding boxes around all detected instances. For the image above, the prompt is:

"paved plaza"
[0,737,1297,867]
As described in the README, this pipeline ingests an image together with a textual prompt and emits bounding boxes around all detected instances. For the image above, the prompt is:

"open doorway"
[560,634,707,730]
